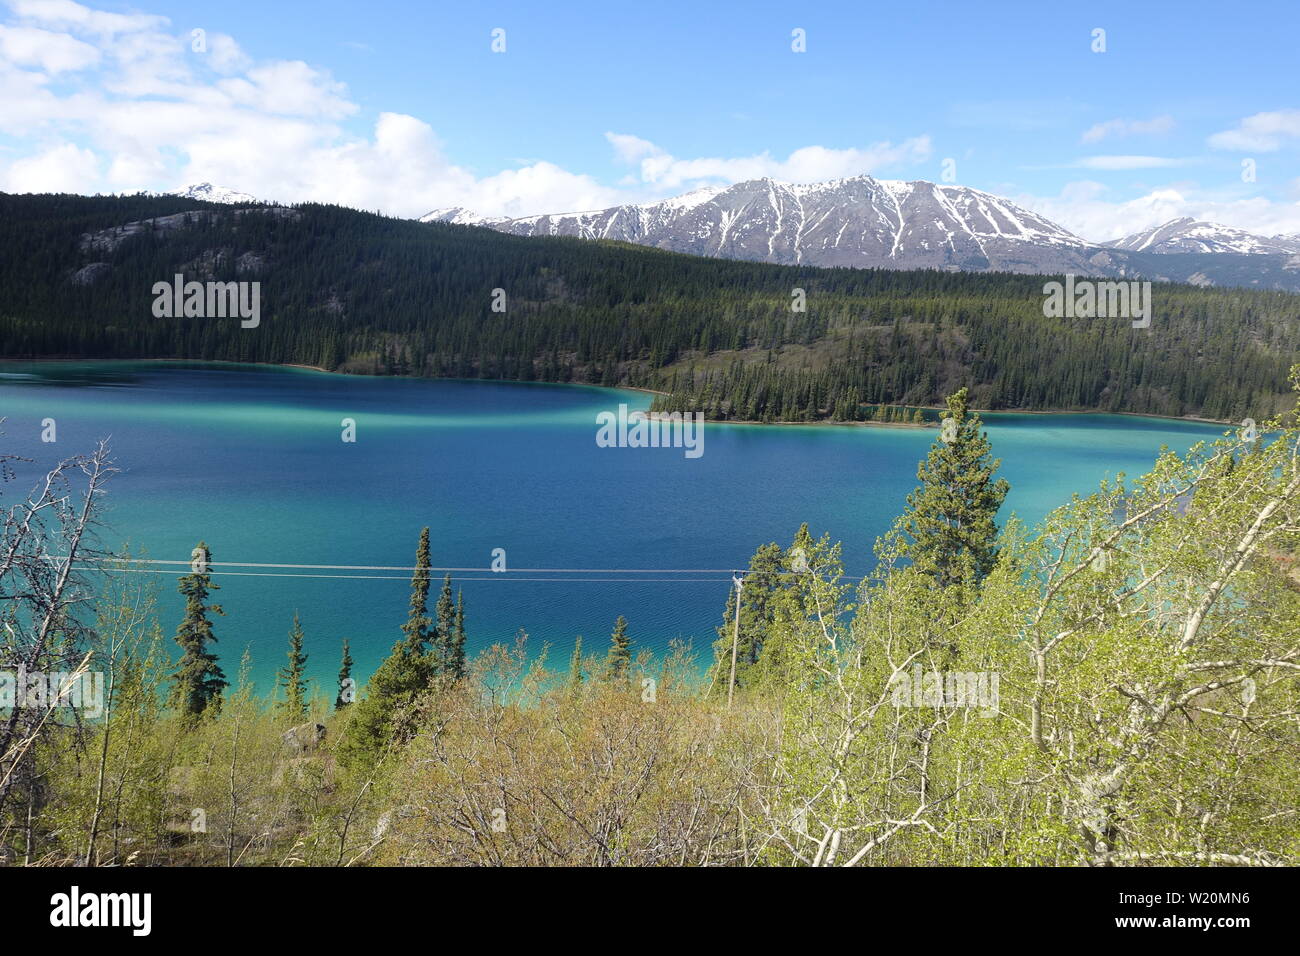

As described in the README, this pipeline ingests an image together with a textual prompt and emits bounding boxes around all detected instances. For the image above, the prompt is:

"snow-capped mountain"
[1104,218,1300,256]
[423,175,1118,276]
[170,182,261,205]
[422,177,1300,290]
[420,206,507,227]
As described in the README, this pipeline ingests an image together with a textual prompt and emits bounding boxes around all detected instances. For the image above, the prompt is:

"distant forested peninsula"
[2,192,1297,423]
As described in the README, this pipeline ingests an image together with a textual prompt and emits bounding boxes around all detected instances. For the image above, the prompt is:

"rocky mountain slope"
[422,176,1300,292]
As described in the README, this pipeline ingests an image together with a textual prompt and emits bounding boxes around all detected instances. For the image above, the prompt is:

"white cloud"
[7,0,164,37]
[218,60,354,119]
[1208,110,1300,152]
[0,141,97,191]
[0,23,98,71]
[1080,115,1174,143]
[605,132,932,188]
[206,33,249,74]
[1013,181,1300,243]
[605,132,660,165]
[0,59,61,132]
[172,111,625,220]
[1073,155,1185,170]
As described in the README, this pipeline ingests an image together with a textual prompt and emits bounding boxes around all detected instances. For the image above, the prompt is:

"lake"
[0,361,1226,693]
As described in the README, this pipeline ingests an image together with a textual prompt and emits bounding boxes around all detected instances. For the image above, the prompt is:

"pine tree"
[405,527,435,656]
[448,589,466,681]
[606,616,631,682]
[709,541,785,693]
[887,387,1010,600]
[335,638,354,710]
[568,636,584,693]
[339,528,437,768]
[434,573,455,674]
[277,612,309,719]
[169,541,227,722]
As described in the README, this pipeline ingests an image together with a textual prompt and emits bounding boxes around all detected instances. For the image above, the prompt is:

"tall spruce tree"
[449,589,466,681]
[434,573,455,674]
[339,528,436,768]
[405,527,435,655]
[335,638,354,710]
[277,612,308,719]
[887,387,1010,599]
[709,541,785,694]
[568,636,584,693]
[169,541,227,722]
[606,616,631,682]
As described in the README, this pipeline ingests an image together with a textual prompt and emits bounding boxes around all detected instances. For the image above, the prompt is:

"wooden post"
[727,573,743,709]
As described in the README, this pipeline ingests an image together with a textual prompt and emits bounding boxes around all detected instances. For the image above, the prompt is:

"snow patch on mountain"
[419,206,509,226]
[1105,217,1300,255]
[170,182,261,205]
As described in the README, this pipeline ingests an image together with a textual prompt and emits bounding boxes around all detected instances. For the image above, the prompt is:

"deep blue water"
[0,361,1225,693]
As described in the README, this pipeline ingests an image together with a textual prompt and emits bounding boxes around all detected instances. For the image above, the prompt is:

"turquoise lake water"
[0,361,1226,693]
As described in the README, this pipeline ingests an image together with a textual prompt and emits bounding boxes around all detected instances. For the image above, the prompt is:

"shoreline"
[619,384,1233,430]
[0,356,1238,430]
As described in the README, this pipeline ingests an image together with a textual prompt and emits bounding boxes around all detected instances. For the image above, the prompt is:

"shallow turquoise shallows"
[0,361,1226,692]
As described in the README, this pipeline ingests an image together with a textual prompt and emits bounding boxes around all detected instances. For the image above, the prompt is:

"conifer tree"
[277,612,309,719]
[169,541,227,722]
[448,589,466,681]
[405,527,435,656]
[606,616,631,682]
[339,528,436,768]
[335,638,354,710]
[887,387,1010,600]
[568,636,584,693]
[709,541,785,693]
[434,573,455,673]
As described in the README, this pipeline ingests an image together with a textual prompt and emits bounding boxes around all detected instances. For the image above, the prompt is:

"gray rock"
[70,261,111,285]
[281,722,326,754]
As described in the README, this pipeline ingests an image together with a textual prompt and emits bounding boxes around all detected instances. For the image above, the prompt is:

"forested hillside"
[2,192,1297,421]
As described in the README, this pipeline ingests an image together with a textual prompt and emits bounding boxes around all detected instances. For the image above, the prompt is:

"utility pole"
[727,572,744,709]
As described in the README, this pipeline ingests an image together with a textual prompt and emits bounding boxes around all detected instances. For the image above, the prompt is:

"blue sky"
[2,0,1298,239]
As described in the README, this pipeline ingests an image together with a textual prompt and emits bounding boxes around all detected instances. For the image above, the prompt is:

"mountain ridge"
[421,174,1096,272]
[418,174,1300,291]
[1104,216,1300,256]
[78,176,1300,292]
